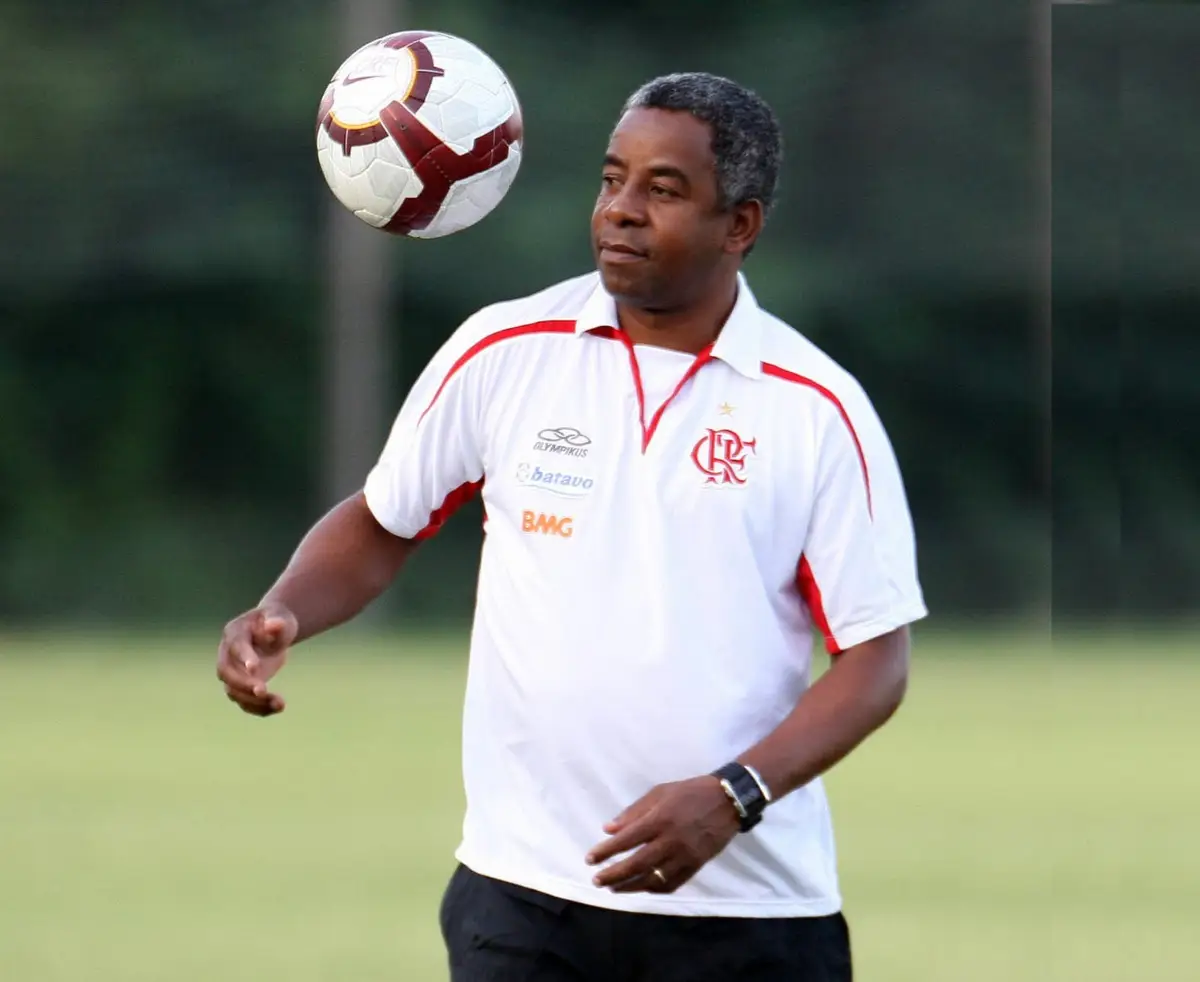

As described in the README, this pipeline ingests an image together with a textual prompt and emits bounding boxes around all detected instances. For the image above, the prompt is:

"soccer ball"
[315,31,523,238]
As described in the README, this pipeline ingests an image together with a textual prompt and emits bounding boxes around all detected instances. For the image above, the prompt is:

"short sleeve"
[363,321,487,540]
[797,394,928,654]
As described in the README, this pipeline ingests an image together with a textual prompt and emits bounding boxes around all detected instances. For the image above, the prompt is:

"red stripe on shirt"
[586,325,714,451]
[796,554,841,655]
[418,319,577,423]
[413,320,573,538]
[761,362,872,515]
[765,363,871,656]
[414,480,482,540]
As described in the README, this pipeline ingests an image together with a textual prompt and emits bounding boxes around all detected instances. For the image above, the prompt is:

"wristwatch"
[711,761,772,832]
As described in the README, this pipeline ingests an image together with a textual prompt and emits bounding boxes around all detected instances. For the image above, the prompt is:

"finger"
[223,681,283,711]
[610,852,704,895]
[613,869,692,894]
[224,684,270,710]
[586,815,659,867]
[218,657,265,698]
[611,856,702,895]
[225,688,270,716]
[603,788,662,834]
[217,658,258,696]
[257,612,295,647]
[228,635,261,675]
[611,867,673,894]
[657,862,700,893]
[225,687,285,717]
[227,637,274,698]
[593,839,673,890]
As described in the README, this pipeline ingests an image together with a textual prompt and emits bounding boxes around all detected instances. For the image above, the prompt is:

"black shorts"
[439,864,853,982]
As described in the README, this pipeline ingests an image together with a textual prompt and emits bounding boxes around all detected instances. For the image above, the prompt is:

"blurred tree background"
[0,0,1194,627]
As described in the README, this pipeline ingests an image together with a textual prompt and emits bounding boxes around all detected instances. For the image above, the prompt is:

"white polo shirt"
[364,270,927,917]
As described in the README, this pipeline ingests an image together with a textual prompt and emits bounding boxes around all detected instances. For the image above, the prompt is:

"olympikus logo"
[515,462,595,498]
[522,511,573,538]
[533,426,591,458]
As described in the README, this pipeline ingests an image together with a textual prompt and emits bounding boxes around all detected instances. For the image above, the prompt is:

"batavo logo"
[521,511,574,538]
[515,462,595,498]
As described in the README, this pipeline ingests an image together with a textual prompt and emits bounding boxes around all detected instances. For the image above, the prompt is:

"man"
[217,72,927,981]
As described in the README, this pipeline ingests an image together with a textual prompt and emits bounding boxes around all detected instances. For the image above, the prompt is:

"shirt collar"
[574,272,763,380]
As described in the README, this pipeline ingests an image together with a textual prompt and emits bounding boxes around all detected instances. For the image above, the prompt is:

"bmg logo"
[521,511,574,538]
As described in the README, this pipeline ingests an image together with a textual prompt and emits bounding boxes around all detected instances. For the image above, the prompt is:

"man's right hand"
[216,603,299,717]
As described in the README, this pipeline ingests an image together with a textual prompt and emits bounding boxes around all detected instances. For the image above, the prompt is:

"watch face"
[715,763,768,832]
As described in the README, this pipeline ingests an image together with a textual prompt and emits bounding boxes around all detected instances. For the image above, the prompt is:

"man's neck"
[616,277,739,356]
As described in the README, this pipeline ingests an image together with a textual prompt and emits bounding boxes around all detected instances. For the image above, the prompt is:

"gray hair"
[621,72,783,220]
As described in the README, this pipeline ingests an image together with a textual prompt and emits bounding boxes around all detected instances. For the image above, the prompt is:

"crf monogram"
[691,428,757,485]
[522,511,574,537]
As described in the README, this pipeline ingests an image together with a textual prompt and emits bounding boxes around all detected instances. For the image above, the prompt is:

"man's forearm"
[260,492,418,643]
[737,628,910,801]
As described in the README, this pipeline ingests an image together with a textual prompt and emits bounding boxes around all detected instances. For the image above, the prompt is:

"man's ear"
[724,199,764,257]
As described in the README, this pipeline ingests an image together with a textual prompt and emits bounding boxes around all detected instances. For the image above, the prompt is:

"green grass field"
[1,626,1197,981]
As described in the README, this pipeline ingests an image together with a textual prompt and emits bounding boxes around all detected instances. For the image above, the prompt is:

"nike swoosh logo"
[343,74,383,85]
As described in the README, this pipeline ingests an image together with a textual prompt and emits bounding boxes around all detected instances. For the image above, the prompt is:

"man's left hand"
[585,776,741,893]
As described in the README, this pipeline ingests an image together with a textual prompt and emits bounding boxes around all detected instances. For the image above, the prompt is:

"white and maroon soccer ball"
[315,31,523,238]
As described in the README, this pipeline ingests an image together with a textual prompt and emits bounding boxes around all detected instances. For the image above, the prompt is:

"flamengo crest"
[691,428,756,485]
